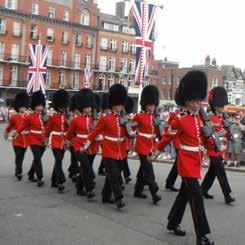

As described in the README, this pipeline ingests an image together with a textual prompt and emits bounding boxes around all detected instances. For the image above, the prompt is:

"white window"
[48,7,56,18]
[71,72,79,89]
[0,18,6,33]
[100,37,108,50]
[63,11,69,21]
[5,0,17,10]
[60,51,67,66]
[0,66,3,85]
[110,39,117,51]
[99,56,107,71]
[162,76,166,84]
[168,77,171,84]
[176,76,181,85]
[47,28,54,41]
[32,3,39,15]
[108,57,115,72]
[59,70,65,88]
[75,33,82,46]
[128,76,134,86]
[108,74,114,87]
[98,74,105,90]
[212,78,219,87]
[11,44,19,60]
[129,60,135,73]
[122,41,129,53]
[46,69,51,87]
[74,53,80,69]
[122,26,135,35]
[10,66,18,86]
[47,48,52,65]
[104,23,119,32]
[13,22,21,37]
[119,75,126,87]
[121,58,127,73]
[62,31,68,44]
[86,35,92,48]
[131,42,136,54]
[81,9,90,26]
[85,55,91,69]
[30,24,38,39]
[0,42,5,60]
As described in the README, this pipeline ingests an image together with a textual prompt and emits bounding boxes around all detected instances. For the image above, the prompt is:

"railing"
[0,53,28,64]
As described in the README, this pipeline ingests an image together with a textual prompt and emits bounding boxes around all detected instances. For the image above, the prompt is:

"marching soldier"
[4,92,30,181]
[132,85,161,205]
[45,89,70,193]
[201,87,235,204]
[83,84,129,209]
[16,91,47,187]
[156,71,215,245]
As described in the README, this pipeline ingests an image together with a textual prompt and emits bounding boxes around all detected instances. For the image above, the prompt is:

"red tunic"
[5,113,29,148]
[45,113,68,150]
[157,111,211,179]
[87,113,128,160]
[133,112,158,156]
[66,115,99,154]
[16,113,46,147]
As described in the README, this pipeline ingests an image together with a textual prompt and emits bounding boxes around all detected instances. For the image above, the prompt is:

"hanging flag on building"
[131,0,157,85]
[83,68,93,88]
[27,40,48,94]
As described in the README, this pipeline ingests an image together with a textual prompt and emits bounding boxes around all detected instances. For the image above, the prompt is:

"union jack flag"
[83,68,93,88]
[132,0,157,85]
[27,40,48,94]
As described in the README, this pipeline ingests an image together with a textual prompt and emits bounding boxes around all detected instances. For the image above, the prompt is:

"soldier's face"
[83,107,92,115]
[145,104,155,114]
[186,100,200,112]
[215,106,225,114]
[112,105,123,114]
[19,107,27,114]
[35,105,44,113]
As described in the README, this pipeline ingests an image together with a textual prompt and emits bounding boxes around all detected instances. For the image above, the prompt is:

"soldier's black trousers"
[68,147,79,177]
[13,146,27,176]
[168,178,211,238]
[51,149,66,185]
[76,152,95,192]
[102,158,124,201]
[88,154,96,179]
[201,156,232,197]
[30,145,45,180]
[122,158,131,179]
[135,154,159,196]
[166,153,178,187]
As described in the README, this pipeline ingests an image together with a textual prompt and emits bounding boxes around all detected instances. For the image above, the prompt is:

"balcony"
[109,47,117,53]
[0,53,27,64]
[85,43,93,48]
[61,40,69,45]
[46,36,55,42]
[75,42,83,47]
[100,46,108,51]
[122,49,129,54]
[0,29,7,35]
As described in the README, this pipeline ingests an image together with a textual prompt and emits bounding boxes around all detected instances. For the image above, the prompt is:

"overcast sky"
[98,0,245,70]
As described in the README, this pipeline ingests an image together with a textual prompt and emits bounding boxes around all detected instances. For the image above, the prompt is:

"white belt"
[21,130,29,135]
[51,131,66,136]
[76,134,88,139]
[30,130,43,135]
[104,136,126,142]
[181,145,205,152]
[138,132,156,139]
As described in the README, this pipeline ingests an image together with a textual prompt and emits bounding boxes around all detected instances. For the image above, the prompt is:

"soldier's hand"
[12,132,19,139]
[150,150,161,161]
[202,125,212,137]
[3,131,9,140]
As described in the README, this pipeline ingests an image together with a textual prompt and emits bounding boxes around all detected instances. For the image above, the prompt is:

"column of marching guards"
[4,71,242,245]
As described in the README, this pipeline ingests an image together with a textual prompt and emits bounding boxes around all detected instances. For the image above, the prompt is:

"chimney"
[212,58,217,67]
[205,55,211,66]
[116,1,126,19]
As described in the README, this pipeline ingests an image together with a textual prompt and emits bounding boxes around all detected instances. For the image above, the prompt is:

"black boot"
[87,190,96,199]
[152,194,161,205]
[165,184,179,192]
[167,224,186,236]
[196,236,215,245]
[102,198,115,204]
[28,176,37,182]
[225,195,236,205]
[77,189,87,196]
[115,199,126,209]
[58,184,65,193]
[125,177,132,184]
[134,192,148,199]
[51,182,58,188]
[16,174,22,181]
[37,180,44,187]
[203,192,214,199]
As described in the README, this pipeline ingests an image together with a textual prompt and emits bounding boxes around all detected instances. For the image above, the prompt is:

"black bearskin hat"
[140,85,159,110]
[31,91,46,110]
[69,94,78,112]
[177,70,208,106]
[125,96,134,114]
[93,93,101,113]
[52,89,69,111]
[101,93,110,111]
[174,87,182,107]
[109,84,127,107]
[14,92,29,112]
[76,88,94,112]
[208,87,228,112]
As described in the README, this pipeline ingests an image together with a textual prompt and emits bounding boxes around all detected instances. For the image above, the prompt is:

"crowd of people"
[3,70,245,245]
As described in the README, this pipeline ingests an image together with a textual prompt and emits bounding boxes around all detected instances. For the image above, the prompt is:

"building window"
[108,57,115,72]
[168,77,172,84]
[74,53,80,69]
[85,55,91,69]
[119,75,127,87]
[46,69,51,88]
[60,51,67,66]
[30,24,38,39]
[71,72,79,89]
[99,56,107,71]
[128,76,134,87]
[98,74,105,90]
[122,41,129,53]
[11,44,19,60]
[63,11,69,21]
[162,76,166,84]
[108,74,114,87]
[47,48,52,65]
[47,28,54,42]
[131,42,136,54]
[61,31,68,44]
[13,22,21,37]
[121,58,128,73]
[110,39,117,51]
[100,37,108,50]
[48,7,56,18]
[59,70,65,88]
[10,66,18,86]
[5,0,17,10]
[0,66,3,85]
[212,78,219,87]
[75,33,82,46]
[129,60,135,73]
[32,3,39,15]
[104,23,119,32]
[122,26,135,35]
[86,35,92,48]
[0,18,6,34]
[81,9,90,26]
[0,42,5,60]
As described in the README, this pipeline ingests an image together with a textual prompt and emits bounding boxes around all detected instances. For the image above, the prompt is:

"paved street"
[0,124,244,245]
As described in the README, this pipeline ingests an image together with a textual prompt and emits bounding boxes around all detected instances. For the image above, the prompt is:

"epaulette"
[177,111,187,119]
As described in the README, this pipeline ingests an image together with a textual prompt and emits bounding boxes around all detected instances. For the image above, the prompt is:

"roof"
[100,12,128,25]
